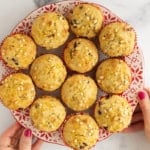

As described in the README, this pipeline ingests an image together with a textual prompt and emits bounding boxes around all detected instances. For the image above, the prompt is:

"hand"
[123,88,150,140]
[0,122,43,150]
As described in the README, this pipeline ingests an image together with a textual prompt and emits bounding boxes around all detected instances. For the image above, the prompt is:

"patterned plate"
[0,0,144,146]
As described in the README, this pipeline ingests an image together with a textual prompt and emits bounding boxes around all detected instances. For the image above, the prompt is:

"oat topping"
[30,54,67,91]
[63,114,99,150]
[0,73,35,110]
[99,22,136,57]
[69,4,103,38]
[1,34,36,70]
[30,96,66,132]
[94,95,132,132]
[64,38,98,73]
[61,74,97,111]
[31,12,69,50]
[96,58,132,94]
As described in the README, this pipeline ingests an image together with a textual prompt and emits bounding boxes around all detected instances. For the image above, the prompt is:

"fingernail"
[24,129,32,137]
[138,91,145,100]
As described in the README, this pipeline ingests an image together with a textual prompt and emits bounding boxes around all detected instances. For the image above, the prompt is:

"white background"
[0,0,150,150]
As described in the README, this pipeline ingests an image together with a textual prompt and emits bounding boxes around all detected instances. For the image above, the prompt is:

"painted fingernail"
[138,91,145,100]
[24,129,32,137]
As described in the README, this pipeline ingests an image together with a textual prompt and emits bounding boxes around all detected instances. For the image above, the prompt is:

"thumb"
[19,128,32,150]
[138,90,150,131]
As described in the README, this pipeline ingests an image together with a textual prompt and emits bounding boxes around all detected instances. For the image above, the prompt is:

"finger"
[1,122,21,137]
[19,129,32,150]
[131,112,143,124]
[0,122,22,145]
[32,139,43,150]
[13,128,24,138]
[134,104,141,113]
[10,128,24,146]
[122,122,144,133]
[137,90,150,129]
[144,88,150,95]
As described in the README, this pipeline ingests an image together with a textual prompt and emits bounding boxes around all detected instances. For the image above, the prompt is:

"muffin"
[68,3,103,38]
[96,58,131,94]
[31,12,69,50]
[0,34,36,70]
[94,95,132,132]
[0,73,35,110]
[62,114,99,150]
[99,22,136,57]
[30,96,66,132]
[30,54,67,91]
[61,74,97,111]
[64,38,98,73]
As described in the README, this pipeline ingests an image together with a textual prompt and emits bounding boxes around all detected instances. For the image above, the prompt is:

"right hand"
[123,88,150,141]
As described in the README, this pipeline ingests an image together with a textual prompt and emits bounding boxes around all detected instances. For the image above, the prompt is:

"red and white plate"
[0,0,144,146]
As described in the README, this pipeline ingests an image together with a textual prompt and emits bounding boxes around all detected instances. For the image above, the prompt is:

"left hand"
[0,122,43,150]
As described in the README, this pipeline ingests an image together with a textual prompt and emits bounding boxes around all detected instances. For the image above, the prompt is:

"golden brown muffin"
[64,38,98,73]
[96,58,131,94]
[99,22,136,57]
[69,3,103,38]
[94,95,132,132]
[30,54,67,91]
[62,114,99,150]
[30,96,66,132]
[61,74,97,111]
[0,73,35,110]
[0,34,36,70]
[31,12,69,50]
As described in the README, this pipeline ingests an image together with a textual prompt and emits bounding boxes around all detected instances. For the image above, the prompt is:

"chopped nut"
[76,118,80,122]
[99,76,104,80]
[97,80,101,83]
[102,36,105,40]
[115,28,118,33]
[72,130,75,133]
[74,139,78,143]
[86,16,90,20]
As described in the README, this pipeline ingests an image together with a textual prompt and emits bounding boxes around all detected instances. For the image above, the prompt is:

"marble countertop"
[0,0,150,150]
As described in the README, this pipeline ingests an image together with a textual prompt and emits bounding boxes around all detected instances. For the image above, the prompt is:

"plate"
[0,0,144,146]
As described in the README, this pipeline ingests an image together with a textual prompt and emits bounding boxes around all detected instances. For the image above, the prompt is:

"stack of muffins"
[0,2,136,150]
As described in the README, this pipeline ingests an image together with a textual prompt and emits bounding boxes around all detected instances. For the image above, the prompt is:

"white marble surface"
[0,0,150,150]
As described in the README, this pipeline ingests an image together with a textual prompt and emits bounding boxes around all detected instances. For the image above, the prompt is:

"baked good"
[0,73,35,110]
[94,95,132,132]
[68,3,103,38]
[0,34,36,70]
[99,22,136,57]
[30,54,67,91]
[30,96,66,132]
[62,114,99,150]
[61,74,97,111]
[64,38,98,73]
[31,12,69,50]
[96,58,131,94]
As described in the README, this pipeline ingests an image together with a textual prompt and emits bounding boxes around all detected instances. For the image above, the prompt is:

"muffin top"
[30,96,66,132]
[0,34,36,70]
[31,12,69,50]
[0,73,35,110]
[69,3,103,38]
[94,95,132,132]
[30,54,67,91]
[96,58,131,94]
[99,22,136,57]
[64,38,98,73]
[61,74,97,111]
[62,114,99,150]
